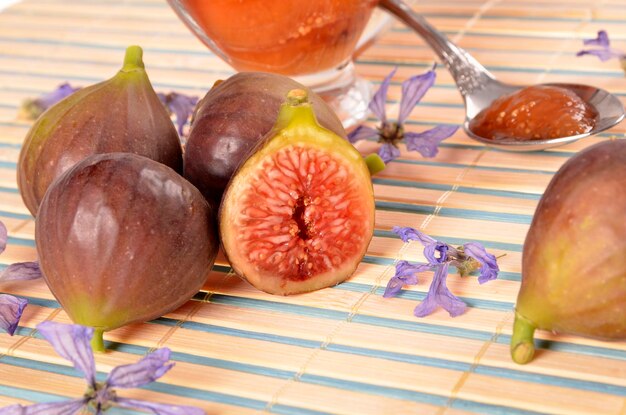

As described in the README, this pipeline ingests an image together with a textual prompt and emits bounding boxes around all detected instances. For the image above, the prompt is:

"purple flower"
[1,321,204,415]
[19,83,80,120]
[158,92,198,137]
[577,30,626,67]
[384,260,432,298]
[0,295,27,336]
[348,66,458,164]
[414,263,467,318]
[386,226,500,318]
[462,242,499,284]
[0,220,42,336]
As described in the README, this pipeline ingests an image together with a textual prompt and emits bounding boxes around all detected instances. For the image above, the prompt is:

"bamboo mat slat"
[1,0,626,414]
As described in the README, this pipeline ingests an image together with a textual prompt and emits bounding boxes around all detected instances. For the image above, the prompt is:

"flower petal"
[0,261,42,282]
[36,321,96,386]
[404,125,458,158]
[1,399,87,415]
[20,83,80,120]
[0,404,23,415]
[159,92,198,136]
[0,220,7,255]
[583,30,610,47]
[463,242,499,284]
[384,260,432,298]
[369,68,396,122]
[398,67,436,124]
[0,294,27,335]
[347,125,379,144]
[395,260,432,283]
[423,241,449,265]
[392,226,436,245]
[115,397,205,415]
[107,348,174,388]
[576,48,624,62]
[377,142,400,163]
[383,276,406,298]
[414,263,466,318]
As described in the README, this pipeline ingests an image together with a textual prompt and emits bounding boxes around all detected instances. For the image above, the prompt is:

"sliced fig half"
[220,90,375,295]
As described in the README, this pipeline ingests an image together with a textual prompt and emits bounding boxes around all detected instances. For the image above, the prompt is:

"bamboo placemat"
[1,0,625,414]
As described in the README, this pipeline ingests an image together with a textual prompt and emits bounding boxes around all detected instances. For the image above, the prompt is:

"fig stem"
[91,328,105,353]
[510,310,536,364]
[286,89,309,106]
[276,89,317,131]
[365,154,386,176]
[121,45,145,72]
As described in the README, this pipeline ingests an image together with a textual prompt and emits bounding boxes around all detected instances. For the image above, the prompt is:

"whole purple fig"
[18,46,182,217]
[511,140,626,364]
[36,153,218,351]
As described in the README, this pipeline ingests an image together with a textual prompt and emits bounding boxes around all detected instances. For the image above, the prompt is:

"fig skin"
[219,89,375,296]
[511,140,626,364]
[36,153,217,351]
[18,46,183,217]
[184,72,345,208]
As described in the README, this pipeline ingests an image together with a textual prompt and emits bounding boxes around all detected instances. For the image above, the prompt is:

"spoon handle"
[378,0,494,97]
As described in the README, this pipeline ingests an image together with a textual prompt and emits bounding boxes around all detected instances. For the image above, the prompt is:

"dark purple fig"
[511,140,626,364]
[219,89,375,295]
[18,46,182,217]
[36,153,218,351]
[184,72,345,208]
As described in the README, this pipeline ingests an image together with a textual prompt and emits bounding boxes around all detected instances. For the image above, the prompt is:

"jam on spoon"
[469,85,598,141]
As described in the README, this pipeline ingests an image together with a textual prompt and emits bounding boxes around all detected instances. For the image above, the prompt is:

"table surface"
[0,1,625,414]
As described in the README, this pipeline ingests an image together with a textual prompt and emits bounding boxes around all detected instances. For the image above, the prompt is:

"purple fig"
[35,153,218,351]
[18,46,183,217]
[511,140,626,364]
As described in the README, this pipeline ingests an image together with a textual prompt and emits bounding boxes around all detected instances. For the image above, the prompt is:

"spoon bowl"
[379,0,625,152]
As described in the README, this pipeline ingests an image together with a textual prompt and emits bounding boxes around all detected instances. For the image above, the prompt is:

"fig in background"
[220,89,376,295]
[18,45,182,216]
[184,72,345,209]
[511,140,626,364]
[36,153,218,351]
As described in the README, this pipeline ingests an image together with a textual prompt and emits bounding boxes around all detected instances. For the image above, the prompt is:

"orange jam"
[180,0,377,75]
[469,85,597,141]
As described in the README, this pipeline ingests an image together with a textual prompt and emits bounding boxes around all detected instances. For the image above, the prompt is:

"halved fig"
[219,89,375,295]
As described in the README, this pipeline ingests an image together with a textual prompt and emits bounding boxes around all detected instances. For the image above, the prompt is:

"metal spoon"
[379,0,625,152]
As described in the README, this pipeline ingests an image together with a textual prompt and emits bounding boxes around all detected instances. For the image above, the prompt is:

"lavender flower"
[348,67,458,163]
[0,220,42,336]
[0,321,204,415]
[19,83,80,120]
[158,92,198,137]
[577,30,626,73]
[384,226,500,317]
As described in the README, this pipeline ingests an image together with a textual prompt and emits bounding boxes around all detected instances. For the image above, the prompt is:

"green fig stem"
[91,328,105,353]
[275,89,318,131]
[510,310,537,364]
[121,45,145,72]
[365,153,386,176]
